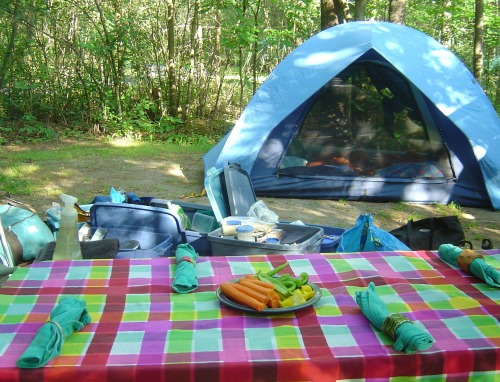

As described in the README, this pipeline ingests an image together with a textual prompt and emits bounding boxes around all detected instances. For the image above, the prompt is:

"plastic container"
[114,237,173,259]
[89,203,184,257]
[281,222,346,253]
[208,223,323,256]
[166,202,191,230]
[236,225,254,242]
[191,211,218,234]
[312,224,346,253]
[149,199,215,256]
[265,238,280,244]
[53,194,83,260]
[221,216,257,235]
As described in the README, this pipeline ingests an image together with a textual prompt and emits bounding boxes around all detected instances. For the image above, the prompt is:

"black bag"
[389,216,465,250]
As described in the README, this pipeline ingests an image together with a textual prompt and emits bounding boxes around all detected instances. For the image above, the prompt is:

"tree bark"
[238,0,248,112]
[321,0,350,30]
[354,0,368,21]
[473,0,484,82]
[213,5,222,113]
[94,0,123,117]
[0,0,21,90]
[185,0,200,119]
[440,0,453,48]
[389,0,406,24]
[166,0,179,117]
[252,0,262,94]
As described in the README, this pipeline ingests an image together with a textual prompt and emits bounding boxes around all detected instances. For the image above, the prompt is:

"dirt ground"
[1,139,499,250]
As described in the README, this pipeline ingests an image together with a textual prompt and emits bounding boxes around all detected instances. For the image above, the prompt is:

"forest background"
[0,0,499,144]
[0,0,499,250]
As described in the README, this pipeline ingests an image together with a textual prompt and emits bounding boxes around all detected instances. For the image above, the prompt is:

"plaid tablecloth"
[1,250,499,381]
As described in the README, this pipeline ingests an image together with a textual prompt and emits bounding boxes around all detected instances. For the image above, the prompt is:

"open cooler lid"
[223,163,257,216]
[204,163,257,223]
[204,167,230,223]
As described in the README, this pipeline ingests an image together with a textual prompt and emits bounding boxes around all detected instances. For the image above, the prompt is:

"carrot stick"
[268,289,280,301]
[232,283,270,304]
[220,283,266,311]
[268,297,281,309]
[245,274,257,279]
[239,279,275,298]
[242,277,276,290]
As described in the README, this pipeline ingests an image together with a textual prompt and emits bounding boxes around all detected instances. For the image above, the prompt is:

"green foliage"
[165,133,210,146]
[0,125,13,145]
[0,0,497,136]
[15,114,57,142]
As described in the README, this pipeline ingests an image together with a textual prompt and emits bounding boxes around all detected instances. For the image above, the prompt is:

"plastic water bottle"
[52,193,82,260]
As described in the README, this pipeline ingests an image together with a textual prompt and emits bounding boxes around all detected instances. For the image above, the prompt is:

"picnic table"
[1,249,499,381]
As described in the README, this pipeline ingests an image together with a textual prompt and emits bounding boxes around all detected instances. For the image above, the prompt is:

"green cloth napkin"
[172,243,199,294]
[16,297,91,368]
[438,244,500,287]
[355,282,434,354]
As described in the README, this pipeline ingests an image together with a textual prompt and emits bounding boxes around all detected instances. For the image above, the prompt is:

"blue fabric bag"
[337,214,410,252]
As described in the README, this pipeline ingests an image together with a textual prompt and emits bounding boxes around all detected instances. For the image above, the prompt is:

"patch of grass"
[390,201,408,211]
[435,201,463,216]
[4,140,211,165]
[375,209,393,220]
[462,220,479,230]
[406,212,426,221]
[0,171,37,195]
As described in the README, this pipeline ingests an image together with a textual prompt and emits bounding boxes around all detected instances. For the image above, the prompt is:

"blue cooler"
[89,203,185,258]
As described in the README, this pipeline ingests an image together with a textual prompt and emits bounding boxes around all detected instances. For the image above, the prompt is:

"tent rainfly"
[204,21,500,210]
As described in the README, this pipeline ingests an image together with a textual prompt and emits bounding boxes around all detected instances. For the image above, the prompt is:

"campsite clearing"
[1,139,498,250]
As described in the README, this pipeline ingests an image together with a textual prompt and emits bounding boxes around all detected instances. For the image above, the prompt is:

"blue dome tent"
[204,22,500,210]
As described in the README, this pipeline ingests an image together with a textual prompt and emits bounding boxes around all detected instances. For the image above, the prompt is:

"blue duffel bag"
[337,214,410,252]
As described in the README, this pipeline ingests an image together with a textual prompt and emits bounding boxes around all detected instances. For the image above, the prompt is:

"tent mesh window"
[284,63,454,179]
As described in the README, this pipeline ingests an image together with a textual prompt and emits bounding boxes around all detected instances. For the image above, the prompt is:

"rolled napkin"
[355,282,434,354]
[172,243,199,294]
[16,297,91,368]
[438,243,500,287]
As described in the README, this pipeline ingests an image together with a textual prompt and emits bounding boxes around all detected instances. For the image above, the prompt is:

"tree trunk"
[166,0,179,117]
[440,0,453,48]
[252,0,262,94]
[185,0,200,119]
[321,0,349,30]
[94,0,122,118]
[0,0,21,90]
[211,4,223,130]
[238,0,248,112]
[389,0,406,24]
[473,0,484,82]
[354,0,368,21]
